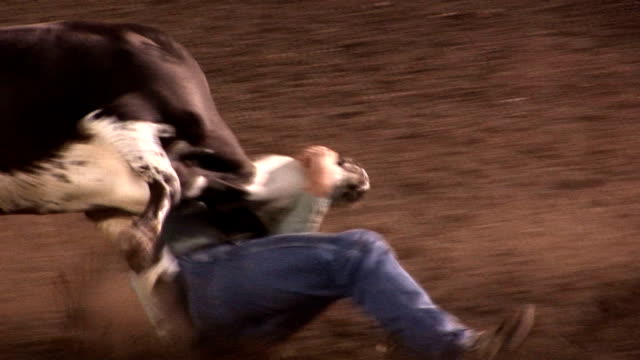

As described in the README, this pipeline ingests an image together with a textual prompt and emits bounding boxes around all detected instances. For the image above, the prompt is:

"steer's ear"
[182,151,242,173]
[168,141,239,173]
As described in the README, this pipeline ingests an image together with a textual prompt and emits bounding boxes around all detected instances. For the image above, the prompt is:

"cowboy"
[136,145,535,360]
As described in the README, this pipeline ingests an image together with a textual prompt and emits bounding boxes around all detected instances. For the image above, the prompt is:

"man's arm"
[272,192,331,234]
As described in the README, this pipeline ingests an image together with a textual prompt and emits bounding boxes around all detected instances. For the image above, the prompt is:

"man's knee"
[338,229,391,254]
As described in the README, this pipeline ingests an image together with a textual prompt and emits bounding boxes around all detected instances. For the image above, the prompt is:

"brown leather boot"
[467,304,535,360]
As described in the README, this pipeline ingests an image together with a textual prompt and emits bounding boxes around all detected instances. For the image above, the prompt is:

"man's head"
[331,156,370,205]
[296,145,370,204]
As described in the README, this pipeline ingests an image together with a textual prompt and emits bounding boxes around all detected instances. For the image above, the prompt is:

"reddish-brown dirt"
[2,1,640,359]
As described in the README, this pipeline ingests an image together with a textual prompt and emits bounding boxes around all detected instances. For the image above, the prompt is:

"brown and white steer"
[0,21,255,271]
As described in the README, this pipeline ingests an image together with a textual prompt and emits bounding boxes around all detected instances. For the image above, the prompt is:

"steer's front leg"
[116,137,181,272]
[120,177,176,272]
[82,110,181,272]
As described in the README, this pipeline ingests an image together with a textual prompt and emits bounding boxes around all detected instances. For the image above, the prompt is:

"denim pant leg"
[178,230,473,358]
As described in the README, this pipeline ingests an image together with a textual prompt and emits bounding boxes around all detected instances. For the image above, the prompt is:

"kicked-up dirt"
[1,1,640,359]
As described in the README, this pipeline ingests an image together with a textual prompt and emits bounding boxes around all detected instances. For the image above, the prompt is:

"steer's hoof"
[118,225,155,273]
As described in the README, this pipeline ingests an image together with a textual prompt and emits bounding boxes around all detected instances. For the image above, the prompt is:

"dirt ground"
[2,1,640,359]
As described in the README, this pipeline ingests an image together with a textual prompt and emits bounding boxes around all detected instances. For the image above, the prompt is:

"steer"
[0,21,255,271]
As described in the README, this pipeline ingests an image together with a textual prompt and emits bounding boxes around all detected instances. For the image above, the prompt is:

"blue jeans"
[177,229,474,358]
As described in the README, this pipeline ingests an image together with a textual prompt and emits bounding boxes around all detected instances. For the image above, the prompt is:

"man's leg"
[177,230,532,359]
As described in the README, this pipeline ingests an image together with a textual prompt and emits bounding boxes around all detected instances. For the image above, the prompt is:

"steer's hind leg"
[82,111,180,272]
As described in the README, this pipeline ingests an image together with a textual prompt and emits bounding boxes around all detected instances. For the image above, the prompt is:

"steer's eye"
[337,157,345,167]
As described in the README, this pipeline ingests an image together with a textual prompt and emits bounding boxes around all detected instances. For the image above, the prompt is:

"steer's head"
[168,141,370,209]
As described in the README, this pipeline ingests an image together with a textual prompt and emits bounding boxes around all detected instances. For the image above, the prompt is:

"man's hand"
[297,146,341,198]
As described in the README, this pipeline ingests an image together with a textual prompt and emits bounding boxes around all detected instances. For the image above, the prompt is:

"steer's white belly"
[0,133,149,215]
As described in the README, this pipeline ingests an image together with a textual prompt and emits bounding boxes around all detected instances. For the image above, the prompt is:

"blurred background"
[1,1,640,359]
